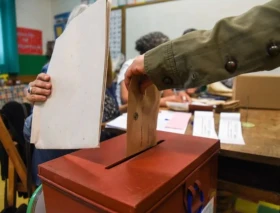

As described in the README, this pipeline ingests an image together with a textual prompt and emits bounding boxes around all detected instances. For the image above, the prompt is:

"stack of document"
[192,111,245,145]
[106,110,191,134]
[107,110,245,145]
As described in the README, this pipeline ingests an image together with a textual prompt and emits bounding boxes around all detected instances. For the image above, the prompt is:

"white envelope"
[31,0,111,149]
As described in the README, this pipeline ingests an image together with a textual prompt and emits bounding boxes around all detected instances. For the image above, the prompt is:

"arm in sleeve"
[144,0,280,90]
[23,115,32,143]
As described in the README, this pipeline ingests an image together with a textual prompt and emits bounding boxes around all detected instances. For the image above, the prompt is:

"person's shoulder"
[122,58,135,71]
[124,58,134,66]
[117,58,135,84]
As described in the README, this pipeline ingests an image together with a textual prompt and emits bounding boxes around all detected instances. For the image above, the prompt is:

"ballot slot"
[105,140,165,169]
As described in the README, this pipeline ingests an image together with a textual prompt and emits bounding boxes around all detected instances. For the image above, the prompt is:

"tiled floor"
[0,166,28,211]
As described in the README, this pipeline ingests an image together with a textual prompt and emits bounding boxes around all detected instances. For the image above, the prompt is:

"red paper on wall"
[17,27,43,55]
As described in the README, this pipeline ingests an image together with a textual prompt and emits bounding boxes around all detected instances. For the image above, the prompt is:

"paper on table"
[220,112,241,121]
[31,0,111,149]
[165,112,191,130]
[106,113,127,130]
[166,102,189,111]
[193,111,218,139]
[218,113,245,145]
[191,102,209,106]
[106,110,190,134]
[166,101,210,112]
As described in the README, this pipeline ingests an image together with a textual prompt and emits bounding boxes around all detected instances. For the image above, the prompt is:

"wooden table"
[105,108,280,166]
[172,108,280,208]
[185,109,280,166]
[103,108,280,210]
[196,109,280,209]
[105,108,280,198]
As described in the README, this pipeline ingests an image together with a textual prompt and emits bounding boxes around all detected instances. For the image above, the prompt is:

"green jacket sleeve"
[144,0,280,90]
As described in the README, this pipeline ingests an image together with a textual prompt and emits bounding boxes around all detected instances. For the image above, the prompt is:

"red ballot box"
[39,131,219,213]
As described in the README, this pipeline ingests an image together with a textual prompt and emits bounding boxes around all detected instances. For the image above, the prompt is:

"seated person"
[23,4,120,186]
[116,32,192,107]
[41,40,55,72]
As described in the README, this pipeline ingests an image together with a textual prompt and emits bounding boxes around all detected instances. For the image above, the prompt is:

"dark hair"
[46,40,55,60]
[182,28,197,35]
[135,32,169,55]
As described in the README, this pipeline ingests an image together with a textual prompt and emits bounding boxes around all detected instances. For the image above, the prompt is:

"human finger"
[30,79,52,90]
[36,73,51,82]
[29,86,51,96]
[26,94,48,103]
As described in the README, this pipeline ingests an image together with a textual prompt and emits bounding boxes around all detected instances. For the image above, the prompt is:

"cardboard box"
[233,73,280,109]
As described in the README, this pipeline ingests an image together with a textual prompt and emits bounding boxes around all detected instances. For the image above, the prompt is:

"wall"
[16,0,54,54]
[15,0,89,75]
[50,0,81,17]
[126,0,270,58]
[15,0,54,75]
[125,0,280,74]
[50,0,98,20]
[16,0,87,52]
[15,0,280,75]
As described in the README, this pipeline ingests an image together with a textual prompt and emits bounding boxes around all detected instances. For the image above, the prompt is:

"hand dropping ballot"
[31,0,111,149]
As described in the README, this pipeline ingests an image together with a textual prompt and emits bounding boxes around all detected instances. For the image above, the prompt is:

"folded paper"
[126,76,160,156]
[31,0,111,149]
[165,112,191,130]
[193,111,218,139]
[218,113,245,145]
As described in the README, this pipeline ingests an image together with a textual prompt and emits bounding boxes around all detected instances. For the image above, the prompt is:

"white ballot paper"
[31,0,111,149]
[193,111,218,139]
[202,197,214,213]
[218,113,245,145]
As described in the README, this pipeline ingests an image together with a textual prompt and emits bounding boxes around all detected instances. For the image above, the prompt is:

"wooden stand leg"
[0,117,27,189]
[7,158,16,208]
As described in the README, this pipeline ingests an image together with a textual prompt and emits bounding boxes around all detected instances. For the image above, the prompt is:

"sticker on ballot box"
[202,197,214,213]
